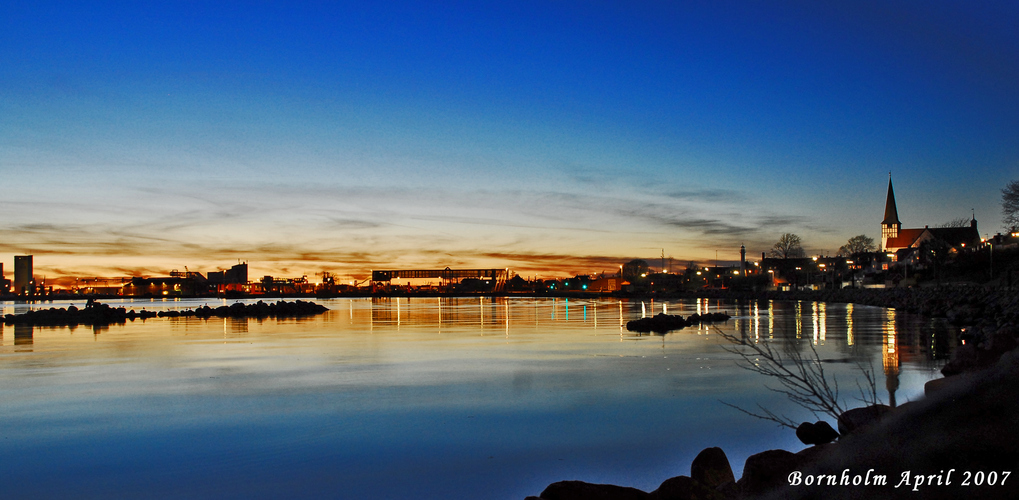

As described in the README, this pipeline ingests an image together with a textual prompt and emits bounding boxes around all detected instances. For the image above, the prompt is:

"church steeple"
[881,174,901,250]
[882,174,900,226]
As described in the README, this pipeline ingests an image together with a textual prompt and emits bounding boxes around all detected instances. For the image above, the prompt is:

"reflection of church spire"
[882,174,901,250]
[882,311,900,407]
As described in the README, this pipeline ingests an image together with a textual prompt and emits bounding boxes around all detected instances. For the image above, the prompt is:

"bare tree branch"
[716,326,881,428]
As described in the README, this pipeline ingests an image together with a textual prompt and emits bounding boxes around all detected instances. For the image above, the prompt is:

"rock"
[539,480,651,500]
[924,376,952,396]
[650,475,724,500]
[689,447,735,489]
[715,480,739,499]
[650,476,694,500]
[941,343,980,375]
[893,401,918,414]
[626,313,689,333]
[837,404,892,435]
[985,326,1018,357]
[736,449,803,497]
[794,421,839,445]
[793,443,834,463]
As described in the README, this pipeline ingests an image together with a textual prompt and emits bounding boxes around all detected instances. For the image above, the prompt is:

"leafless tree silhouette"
[769,233,805,259]
[717,327,879,429]
[1003,180,1019,230]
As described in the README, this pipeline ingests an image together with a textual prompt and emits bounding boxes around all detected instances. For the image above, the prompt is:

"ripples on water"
[0,297,955,499]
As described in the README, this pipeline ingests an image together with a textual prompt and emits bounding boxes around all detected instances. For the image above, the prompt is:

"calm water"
[0,297,951,499]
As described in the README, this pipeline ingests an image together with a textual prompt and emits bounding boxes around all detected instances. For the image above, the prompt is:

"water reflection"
[0,298,958,370]
[14,324,33,352]
[0,296,958,500]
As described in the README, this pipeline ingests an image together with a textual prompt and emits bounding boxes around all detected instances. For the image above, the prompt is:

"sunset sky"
[3,1,1019,283]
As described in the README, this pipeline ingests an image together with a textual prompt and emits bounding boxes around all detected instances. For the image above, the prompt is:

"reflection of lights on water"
[768,300,774,339]
[812,302,819,345]
[795,301,802,339]
[846,303,854,346]
[811,301,827,344]
[883,309,898,374]
[753,302,760,341]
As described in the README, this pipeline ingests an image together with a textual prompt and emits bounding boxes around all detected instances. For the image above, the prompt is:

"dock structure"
[371,268,508,292]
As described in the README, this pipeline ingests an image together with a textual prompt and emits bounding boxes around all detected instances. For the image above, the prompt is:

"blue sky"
[3,1,1018,282]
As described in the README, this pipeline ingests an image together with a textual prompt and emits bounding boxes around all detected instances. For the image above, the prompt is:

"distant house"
[587,276,622,292]
[880,176,980,256]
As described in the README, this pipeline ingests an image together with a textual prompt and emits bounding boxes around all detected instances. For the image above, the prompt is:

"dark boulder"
[735,449,803,498]
[794,421,839,445]
[689,447,735,489]
[626,313,689,333]
[837,404,892,436]
[793,442,834,464]
[539,480,651,500]
[941,342,981,376]
[650,475,725,500]
[924,376,953,396]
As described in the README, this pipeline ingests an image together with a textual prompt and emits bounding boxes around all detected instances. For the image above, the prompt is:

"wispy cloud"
[1,173,827,280]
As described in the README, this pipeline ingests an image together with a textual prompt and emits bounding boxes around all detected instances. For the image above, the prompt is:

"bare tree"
[769,233,805,259]
[717,329,879,428]
[1003,180,1019,230]
[837,235,875,256]
[935,218,970,228]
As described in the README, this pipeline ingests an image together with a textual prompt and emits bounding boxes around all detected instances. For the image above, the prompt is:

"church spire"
[882,173,900,225]
[881,173,902,251]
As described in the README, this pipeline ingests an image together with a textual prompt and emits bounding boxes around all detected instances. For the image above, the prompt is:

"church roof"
[885,228,924,250]
[882,177,900,225]
[926,227,980,248]
[885,226,981,251]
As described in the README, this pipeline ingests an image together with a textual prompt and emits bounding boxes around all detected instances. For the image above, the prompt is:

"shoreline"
[4,286,1016,325]
[525,286,1019,499]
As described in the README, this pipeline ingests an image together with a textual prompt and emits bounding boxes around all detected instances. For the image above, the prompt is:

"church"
[880,175,981,256]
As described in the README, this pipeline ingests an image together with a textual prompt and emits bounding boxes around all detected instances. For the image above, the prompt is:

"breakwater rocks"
[626,312,732,333]
[3,300,329,327]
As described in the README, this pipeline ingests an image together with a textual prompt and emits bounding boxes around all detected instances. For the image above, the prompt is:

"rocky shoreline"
[526,286,1019,499]
[3,299,329,327]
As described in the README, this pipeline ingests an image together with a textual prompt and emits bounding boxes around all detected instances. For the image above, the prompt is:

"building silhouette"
[14,255,33,295]
[881,175,980,254]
